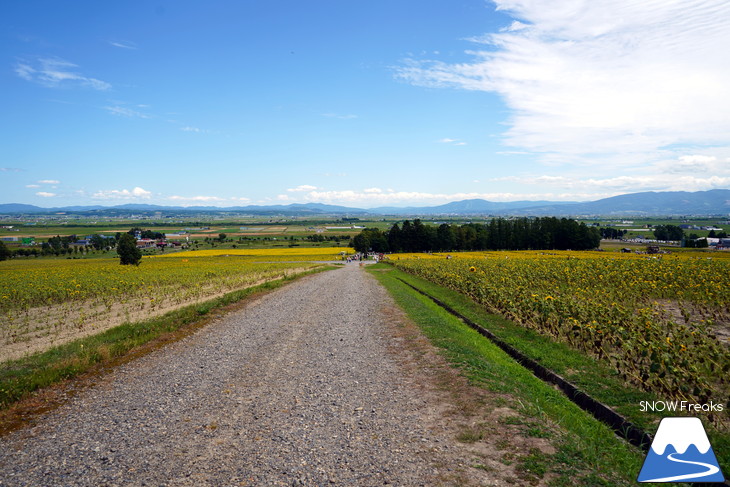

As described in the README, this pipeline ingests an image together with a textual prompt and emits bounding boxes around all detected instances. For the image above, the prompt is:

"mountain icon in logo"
[638,417,725,483]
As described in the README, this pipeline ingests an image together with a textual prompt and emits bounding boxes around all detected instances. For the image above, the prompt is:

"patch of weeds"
[571,473,613,487]
[494,438,510,450]
[456,426,484,443]
[471,463,496,472]
[492,396,509,408]
[501,452,516,466]
[516,448,549,482]
[501,415,528,426]
[501,415,552,438]
[526,425,552,438]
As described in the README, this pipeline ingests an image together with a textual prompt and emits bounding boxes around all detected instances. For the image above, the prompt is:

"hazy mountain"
[1,190,729,217]
[0,204,47,213]
[371,199,576,215]
[507,189,730,216]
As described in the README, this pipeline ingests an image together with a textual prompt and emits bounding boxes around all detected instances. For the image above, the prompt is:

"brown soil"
[379,300,561,485]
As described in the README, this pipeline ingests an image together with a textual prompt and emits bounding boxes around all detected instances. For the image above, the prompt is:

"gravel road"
[0,264,465,486]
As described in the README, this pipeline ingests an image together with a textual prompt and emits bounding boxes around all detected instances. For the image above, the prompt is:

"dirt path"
[0,264,523,486]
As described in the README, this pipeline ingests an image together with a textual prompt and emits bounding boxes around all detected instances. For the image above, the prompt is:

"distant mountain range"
[1,190,729,217]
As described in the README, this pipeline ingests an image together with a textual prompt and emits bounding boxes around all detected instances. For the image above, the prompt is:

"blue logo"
[638,417,725,483]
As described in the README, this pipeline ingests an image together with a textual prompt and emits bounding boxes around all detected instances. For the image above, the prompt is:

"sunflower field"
[389,251,730,404]
[0,254,325,361]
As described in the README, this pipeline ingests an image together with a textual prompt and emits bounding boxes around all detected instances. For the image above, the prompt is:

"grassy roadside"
[368,263,699,486]
[0,265,334,415]
[373,263,730,475]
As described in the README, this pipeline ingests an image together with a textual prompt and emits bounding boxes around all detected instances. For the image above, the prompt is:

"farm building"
[714,238,730,250]
[135,238,157,249]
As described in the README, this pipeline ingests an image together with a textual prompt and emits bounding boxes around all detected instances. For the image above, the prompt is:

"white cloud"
[109,40,137,50]
[438,138,467,146]
[322,113,358,120]
[26,184,40,188]
[180,126,202,133]
[489,173,730,193]
[168,195,226,204]
[165,195,250,206]
[92,187,152,200]
[15,57,111,90]
[36,192,56,197]
[286,185,318,192]
[654,155,721,174]
[398,0,730,166]
[279,187,591,206]
[38,179,60,184]
[104,106,150,119]
[1,167,23,172]
[301,189,598,205]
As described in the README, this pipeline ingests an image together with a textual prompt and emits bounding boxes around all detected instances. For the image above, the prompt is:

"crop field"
[0,254,328,362]
[388,250,730,406]
[158,246,353,261]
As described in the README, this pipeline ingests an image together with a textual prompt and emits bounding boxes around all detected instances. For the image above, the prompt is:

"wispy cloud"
[438,138,467,146]
[297,188,593,205]
[490,169,730,193]
[168,195,225,203]
[180,126,206,133]
[15,57,111,90]
[1,167,23,172]
[36,192,56,198]
[104,105,150,119]
[322,113,358,120]
[166,195,251,206]
[25,184,40,188]
[397,0,730,166]
[38,179,60,184]
[92,187,152,200]
[287,185,318,192]
[109,40,137,50]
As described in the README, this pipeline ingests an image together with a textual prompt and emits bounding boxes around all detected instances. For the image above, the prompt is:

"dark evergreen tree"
[117,233,142,266]
[436,224,456,251]
[387,223,402,253]
[0,241,11,261]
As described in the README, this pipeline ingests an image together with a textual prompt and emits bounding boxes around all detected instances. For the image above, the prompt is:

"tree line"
[350,217,601,253]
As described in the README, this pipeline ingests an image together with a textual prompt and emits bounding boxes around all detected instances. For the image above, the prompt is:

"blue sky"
[2,1,729,208]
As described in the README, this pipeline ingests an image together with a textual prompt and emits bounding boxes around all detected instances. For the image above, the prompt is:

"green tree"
[90,234,105,250]
[352,228,388,253]
[117,233,142,266]
[0,241,11,261]
[436,223,456,251]
[218,233,227,242]
[653,225,684,241]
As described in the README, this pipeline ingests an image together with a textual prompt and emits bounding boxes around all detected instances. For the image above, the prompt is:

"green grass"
[0,265,333,411]
[368,263,707,486]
